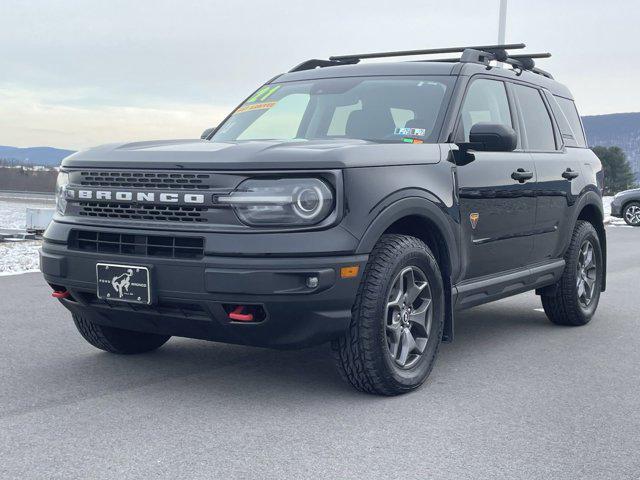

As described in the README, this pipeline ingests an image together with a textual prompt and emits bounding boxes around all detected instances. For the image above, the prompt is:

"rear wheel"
[332,234,444,396]
[72,313,170,354]
[623,202,640,226]
[541,221,603,326]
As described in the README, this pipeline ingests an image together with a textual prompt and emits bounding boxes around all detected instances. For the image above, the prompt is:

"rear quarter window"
[555,96,587,147]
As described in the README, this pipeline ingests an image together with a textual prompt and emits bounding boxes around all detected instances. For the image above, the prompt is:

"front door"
[454,78,537,280]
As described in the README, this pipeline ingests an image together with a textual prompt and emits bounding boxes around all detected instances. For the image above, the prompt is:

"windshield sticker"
[402,137,424,144]
[246,85,281,103]
[394,127,426,137]
[233,102,277,115]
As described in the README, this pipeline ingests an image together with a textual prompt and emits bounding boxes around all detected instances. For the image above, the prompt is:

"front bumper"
[41,241,367,349]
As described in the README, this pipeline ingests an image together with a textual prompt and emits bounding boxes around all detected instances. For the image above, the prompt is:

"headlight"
[55,171,70,215]
[218,178,334,226]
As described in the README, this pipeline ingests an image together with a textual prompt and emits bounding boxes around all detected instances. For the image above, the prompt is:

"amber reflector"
[340,266,360,278]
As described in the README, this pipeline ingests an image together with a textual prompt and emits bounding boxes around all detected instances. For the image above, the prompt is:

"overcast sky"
[0,0,637,150]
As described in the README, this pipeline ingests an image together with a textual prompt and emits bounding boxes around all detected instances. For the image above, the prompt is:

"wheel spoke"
[386,323,402,359]
[405,270,428,304]
[583,245,593,268]
[577,280,585,299]
[387,287,403,310]
[584,274,596,290]
[409,298,431,330]
[398,329,417,366]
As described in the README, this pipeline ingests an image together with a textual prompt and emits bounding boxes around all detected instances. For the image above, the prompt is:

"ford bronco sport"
[41,43,606,395]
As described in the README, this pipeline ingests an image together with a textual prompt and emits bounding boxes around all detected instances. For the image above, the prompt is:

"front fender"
[355,196,461,281]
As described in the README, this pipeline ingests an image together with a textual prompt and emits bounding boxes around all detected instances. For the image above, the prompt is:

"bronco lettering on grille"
[67,189,206,205]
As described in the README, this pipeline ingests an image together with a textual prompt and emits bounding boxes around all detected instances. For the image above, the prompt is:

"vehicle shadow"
[77,297,555,399]
[7,295,557,416]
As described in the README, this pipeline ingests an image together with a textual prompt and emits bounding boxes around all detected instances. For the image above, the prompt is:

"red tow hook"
[52,290,71,299]
[229,305,254,322]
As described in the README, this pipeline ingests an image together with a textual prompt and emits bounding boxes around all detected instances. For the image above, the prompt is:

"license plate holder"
[96,263,152,305]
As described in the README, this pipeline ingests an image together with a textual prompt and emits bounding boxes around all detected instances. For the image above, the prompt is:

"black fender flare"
[354,196,460,342]
[355,196,460,277]
[569,190,607,291]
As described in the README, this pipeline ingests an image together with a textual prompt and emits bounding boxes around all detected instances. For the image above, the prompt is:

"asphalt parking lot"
[1,226,638,479]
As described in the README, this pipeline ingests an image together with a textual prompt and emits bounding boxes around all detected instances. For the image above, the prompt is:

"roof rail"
[288,43,554,79]
[288,58,358,73]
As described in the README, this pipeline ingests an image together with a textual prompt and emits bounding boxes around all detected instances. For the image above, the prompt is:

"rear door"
[509,83,585,264]
[455,78,537,280]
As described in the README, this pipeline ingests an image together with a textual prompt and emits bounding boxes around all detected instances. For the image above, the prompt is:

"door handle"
[511,168,534,183]
[562,168,580,180]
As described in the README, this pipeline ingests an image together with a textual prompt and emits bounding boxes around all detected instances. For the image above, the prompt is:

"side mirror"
[201,127,216,140]
[469,123,517,152]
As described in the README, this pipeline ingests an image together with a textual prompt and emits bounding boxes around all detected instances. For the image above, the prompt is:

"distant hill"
[0,145,75,167]
[583,112,640,181]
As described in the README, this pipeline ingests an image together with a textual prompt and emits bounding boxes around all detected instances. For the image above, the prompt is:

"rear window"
[555,96,587,147]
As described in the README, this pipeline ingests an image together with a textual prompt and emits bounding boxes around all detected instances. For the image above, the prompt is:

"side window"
[512,84,556,151]
[459,79,512,142]
[390,108,415,129]
[555,96,587,147]
[327,101,362,136]
[546,94,576,147]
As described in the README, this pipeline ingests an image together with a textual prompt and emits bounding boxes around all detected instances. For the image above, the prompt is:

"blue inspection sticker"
[394,127,426,137]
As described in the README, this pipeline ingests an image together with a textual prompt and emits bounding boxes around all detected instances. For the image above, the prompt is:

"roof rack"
[327,43,525,62]
[288,43,554,79]
[428,51,554,78]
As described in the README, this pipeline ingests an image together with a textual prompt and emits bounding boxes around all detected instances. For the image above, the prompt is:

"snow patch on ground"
[0,241,41,276]
[0,195,54,275]
[603,196,628,227]
[0,194,55,230]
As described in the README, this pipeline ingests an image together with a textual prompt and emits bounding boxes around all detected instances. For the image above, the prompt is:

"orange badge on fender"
[470,213,480,229]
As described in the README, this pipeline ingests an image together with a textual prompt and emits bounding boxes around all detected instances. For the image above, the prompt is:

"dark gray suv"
[41,44,606,395]
[610,188,640,226]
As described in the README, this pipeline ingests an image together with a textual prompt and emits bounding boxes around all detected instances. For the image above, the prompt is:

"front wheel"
[541,221,603,326]
[623,202,640,226]
[332,234,444,396]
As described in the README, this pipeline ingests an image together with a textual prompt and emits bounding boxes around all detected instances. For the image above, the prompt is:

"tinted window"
[512,84,556,151]
[237,94,310,140]
[556,96,587,147]
[213,76,452,144]
[546,94,576,147]
[459,79,512,141]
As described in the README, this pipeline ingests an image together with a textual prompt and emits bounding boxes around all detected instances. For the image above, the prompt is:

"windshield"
[212,76,453,144]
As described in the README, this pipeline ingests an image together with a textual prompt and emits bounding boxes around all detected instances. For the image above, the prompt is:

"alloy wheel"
[385,266,433,369]
[624,205,640,225]
[576,240,598,308]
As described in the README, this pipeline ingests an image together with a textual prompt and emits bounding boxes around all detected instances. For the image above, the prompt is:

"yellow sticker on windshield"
[233,102,276,115]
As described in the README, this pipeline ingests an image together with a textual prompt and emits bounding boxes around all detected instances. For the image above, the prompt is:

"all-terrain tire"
[72,313,171,354]
[332,234,445,396]
[541,220,603,326]
[622,201,640,226]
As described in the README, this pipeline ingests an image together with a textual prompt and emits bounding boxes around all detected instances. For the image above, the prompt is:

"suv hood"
[61,139,443,170]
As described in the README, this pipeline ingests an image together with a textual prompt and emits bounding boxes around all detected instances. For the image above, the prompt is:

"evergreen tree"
[592,146,637,195]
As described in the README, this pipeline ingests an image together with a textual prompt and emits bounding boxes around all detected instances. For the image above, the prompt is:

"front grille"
[78,202,208,223]
[66,168,245,227]
[70,230,205,259]
[78,171,212,189]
